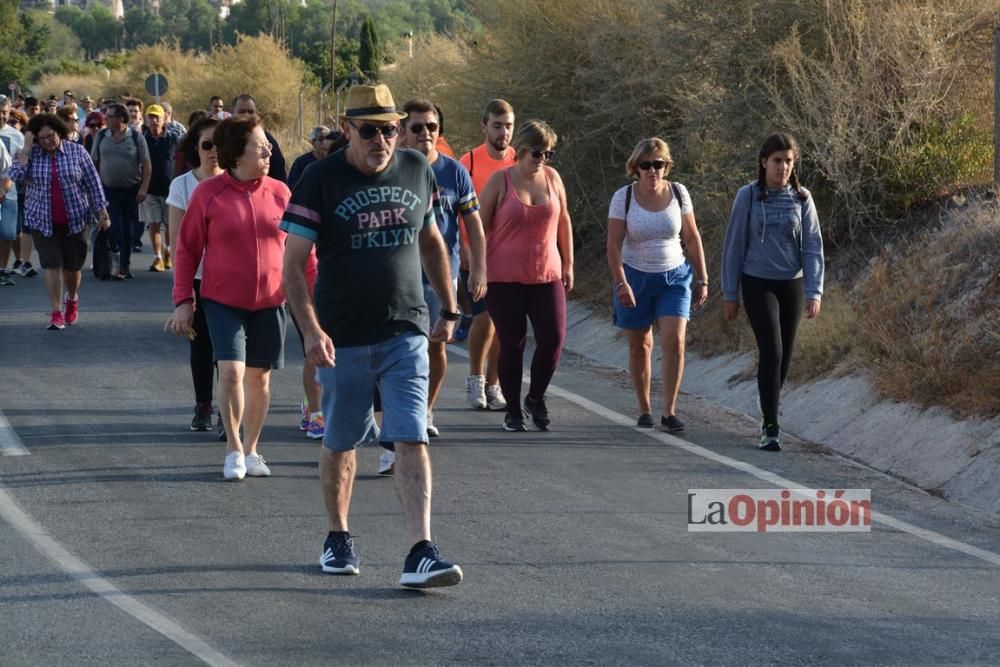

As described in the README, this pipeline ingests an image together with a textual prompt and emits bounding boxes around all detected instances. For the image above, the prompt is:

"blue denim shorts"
[316,331,429,451]
[0,198,18,241]
[201,298,286,369]
[423,278,458,333]
[613,261,692,328]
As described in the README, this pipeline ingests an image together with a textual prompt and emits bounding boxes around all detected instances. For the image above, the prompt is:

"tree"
[358,15,379,81]
[55,3,123,59]
[123,8,165,48]
[0,0,36,86]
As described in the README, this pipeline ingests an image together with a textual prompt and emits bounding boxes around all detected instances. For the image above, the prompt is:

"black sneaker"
[217,413,227,442]
[190,403,213,432]
[502,412,527,432]
[659,415,685,433]
[523,395,550,431]
[759,423,781,451]
[21,262,38,278]
[320,532,360,575]
[636,413,654,428]
[400,541,462,588]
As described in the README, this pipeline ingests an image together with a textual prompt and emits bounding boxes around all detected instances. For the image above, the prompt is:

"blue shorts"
[423,279,458,333]
[0,198,17,241]
[316,331,429,452]
[613,261,692,328]
[459,269,488,316]
[201,298,286,369]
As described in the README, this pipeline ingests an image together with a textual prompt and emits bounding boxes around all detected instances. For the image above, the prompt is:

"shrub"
[33,35,310,135]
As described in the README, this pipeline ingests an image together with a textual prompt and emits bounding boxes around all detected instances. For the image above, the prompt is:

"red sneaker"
[64,297,79,326]
[47,310,66,330]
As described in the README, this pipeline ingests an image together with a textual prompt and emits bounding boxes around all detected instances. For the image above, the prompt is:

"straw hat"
[342,84,407,122]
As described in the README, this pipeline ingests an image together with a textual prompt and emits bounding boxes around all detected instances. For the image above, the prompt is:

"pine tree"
[358,16,379,82]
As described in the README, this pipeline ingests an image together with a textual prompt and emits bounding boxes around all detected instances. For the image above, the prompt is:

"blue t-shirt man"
[424,154,479,282]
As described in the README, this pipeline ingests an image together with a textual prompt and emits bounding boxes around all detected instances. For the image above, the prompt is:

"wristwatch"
[439,308,462,322]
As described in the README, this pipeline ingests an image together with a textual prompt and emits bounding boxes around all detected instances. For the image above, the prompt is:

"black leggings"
[741,275,803,426]
[191,280,216,404]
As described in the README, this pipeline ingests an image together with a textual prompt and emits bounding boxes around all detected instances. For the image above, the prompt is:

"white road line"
[0,408,30,456]
[448,346,1000,567]
[0,487,241,666]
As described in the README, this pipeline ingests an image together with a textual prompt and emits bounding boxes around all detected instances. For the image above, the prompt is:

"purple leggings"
[485,280,566,416]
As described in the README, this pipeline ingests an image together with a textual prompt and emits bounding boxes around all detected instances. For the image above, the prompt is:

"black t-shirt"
[280,148,441,347]
[143,128,179,197]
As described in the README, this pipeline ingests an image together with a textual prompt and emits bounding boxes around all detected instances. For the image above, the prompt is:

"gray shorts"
[139,194,169,225]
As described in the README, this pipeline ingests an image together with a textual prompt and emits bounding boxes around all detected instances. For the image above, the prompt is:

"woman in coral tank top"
[479,120,574,432]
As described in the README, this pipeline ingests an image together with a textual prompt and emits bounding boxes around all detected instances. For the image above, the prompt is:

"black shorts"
[201,298,287,370]
[31,226,90,272]
[459,269,489,316]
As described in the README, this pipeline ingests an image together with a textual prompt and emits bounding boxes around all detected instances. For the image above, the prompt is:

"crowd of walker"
[2,83,824,587]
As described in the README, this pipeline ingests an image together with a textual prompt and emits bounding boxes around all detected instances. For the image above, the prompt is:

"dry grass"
[857,200,1000,417]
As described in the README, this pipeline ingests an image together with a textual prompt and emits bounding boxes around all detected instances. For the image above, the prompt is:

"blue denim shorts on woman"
[316,331,429,452]
[613,261,692,328]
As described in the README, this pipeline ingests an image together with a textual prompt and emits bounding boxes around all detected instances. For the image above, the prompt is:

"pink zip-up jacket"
[172,171,291,310]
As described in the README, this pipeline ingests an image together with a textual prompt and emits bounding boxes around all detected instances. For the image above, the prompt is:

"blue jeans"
[104,185,139,272]
[316,331,429,451]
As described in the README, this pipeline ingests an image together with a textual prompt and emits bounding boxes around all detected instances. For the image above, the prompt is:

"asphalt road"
[1,261,999,667]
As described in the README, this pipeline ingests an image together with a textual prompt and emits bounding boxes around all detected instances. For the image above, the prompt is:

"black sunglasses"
[531,149,555,161]
[638,160,667,171]
[87,124,101,129]
[200,140,215,151]
[408,121,439,134]
[350,122,399,140]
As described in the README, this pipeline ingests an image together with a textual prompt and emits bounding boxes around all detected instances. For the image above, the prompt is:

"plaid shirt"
[8,141,108,237]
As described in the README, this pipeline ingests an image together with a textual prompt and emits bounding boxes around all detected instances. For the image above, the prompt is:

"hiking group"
[2,82,824,588]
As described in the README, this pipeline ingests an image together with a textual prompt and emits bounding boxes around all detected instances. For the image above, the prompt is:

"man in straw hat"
[282,83,463,588]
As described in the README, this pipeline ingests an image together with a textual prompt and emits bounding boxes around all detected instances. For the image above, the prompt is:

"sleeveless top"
[486,167,562,284]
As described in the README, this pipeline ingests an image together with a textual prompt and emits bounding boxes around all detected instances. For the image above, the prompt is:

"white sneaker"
[378,448,395,475]
[245,453,271,477]
[426,411,440,438]
[223,451,246,481]
[485,384,507,410]
[465,374,487,409]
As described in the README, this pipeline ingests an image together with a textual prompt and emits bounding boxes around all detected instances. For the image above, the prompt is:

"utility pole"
[994,24,1000,193]
[330,0,338,93]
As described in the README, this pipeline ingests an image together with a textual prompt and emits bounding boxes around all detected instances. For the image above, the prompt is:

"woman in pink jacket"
[167,117,291,481]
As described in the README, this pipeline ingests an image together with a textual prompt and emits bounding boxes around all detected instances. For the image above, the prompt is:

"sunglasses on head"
[638,160,667,171]
[351,122,399,140]
[200,140,215,151]
[408,121,439,134]
[531,149,555,161]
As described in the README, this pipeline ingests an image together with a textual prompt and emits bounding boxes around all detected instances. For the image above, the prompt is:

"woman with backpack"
[606,138,708,432]
[721,132,824,451]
